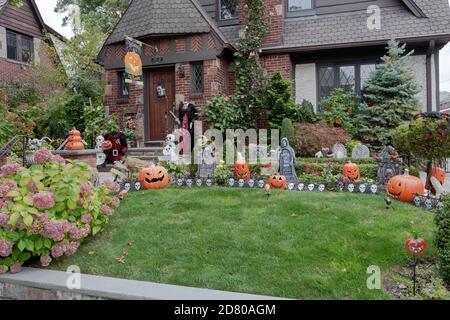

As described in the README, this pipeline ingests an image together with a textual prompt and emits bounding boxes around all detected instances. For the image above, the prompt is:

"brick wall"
[261,53,292,79]
[263,0,284,46]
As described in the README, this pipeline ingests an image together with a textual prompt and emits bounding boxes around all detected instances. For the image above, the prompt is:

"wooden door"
[148,68,175,141]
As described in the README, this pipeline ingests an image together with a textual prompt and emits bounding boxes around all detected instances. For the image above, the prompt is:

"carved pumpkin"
[139,167,169,190]
[343,161,360,181]
[234,160,250,181]
[102,140,113,151]
[65,129,84,151]
[405,238,427,255]
[387,170,424,203]
[269,174,287,190]
[124,52,142,77]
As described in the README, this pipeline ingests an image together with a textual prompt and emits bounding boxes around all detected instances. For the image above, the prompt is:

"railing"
[0,136,28,166]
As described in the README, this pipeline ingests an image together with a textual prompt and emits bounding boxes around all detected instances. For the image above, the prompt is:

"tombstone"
[352,145,370,159]
[332,144,347,159]
[376,146,403,185]
[196,144,216,179]
[278,138,299,183]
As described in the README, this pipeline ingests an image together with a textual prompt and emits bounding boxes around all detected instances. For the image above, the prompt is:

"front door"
[148,68,175,141]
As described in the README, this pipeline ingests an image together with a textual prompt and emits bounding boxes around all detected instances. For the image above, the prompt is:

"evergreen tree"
[280,118,297,150]
[359,40,421,149]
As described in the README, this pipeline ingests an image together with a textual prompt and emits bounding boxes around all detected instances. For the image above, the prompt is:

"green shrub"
[2,82,42,109]
[0,148,119,272]
[320,88,360,137]
[295,161,378,181]
[435,195,450,285]
[205,95,243,131]
[281,118,297,150]
[297,100,318,124]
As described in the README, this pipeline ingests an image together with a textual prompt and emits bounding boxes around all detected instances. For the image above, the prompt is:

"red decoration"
[103,132,128,163]
[234,160,251,181]
[405,238,427,255]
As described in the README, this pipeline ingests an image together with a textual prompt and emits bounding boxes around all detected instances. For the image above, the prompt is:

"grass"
[52,188,436,300]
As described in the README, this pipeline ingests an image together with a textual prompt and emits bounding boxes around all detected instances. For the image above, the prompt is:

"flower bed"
[0,148,120,274]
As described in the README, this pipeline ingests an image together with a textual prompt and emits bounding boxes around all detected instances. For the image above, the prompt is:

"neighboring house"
[0,0,66,88]
[98,0,450,144]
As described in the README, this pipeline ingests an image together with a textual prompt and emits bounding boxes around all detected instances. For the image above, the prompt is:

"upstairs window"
[6,30,33,64]
[288,0,313,12]
[220,0,238,20]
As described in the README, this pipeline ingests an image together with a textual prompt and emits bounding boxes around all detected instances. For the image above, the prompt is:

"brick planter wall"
[53,150,100,169]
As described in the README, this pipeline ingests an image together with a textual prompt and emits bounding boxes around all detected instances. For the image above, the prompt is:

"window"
[6,30,33,63]
[288,0,313,12]
[191,63,204,95]
[118,72,129,98]
[219,0,238,20]
[318,62,378,110]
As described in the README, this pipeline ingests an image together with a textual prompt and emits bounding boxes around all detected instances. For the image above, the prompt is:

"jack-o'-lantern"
[387,170,424,203]
[124,52,142,77]
[425,167,446,194]
[65,129,84,151]
[234,160,250,181]
[405,238,427,255]
[139,166,169,190]
[343,161,360,181]
[269,174,287,190]
[102,140,113,151]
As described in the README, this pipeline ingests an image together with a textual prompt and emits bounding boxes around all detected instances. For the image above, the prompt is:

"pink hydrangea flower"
[33,192,55,210]
[27,181,36,193]
[65,242,79,256]
[110,197,121,209]
[102,205,112,217]
[0,180,18,209]
[0,213,12,230]
[0,240,14,257]
[0,163,21,178]
[0,265,8,274]
[249,51,256,58]
[51,244,65,258]
[269,10,275,17]
[80,183,93,196]
[9,263,22,274]
[52,155,66,164]
[81,214,93,224]
[41,220,71,242]
[40,256,52,267]
[34,148,54,164]
[77,198,84,207]
[103,179,120,193]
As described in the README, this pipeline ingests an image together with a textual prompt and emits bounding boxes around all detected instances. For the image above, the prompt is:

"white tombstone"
[333,144,347,159]
[352,145,370,159]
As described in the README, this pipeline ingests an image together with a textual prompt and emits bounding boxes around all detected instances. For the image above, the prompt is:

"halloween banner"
[124,36,144,87]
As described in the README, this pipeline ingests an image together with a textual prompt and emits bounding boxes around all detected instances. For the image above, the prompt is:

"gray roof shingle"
[106,0,213,45]
[282,0,450,50]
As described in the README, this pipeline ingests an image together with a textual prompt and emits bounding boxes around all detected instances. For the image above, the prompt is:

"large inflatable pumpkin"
[387,170,424,203]
[139,166,169,190]
[234,160,250,181]
[269,174,287,190]
[124,51,142,77]
[65,129,84,151]
[427,167,446,193]
[343,161,360,181]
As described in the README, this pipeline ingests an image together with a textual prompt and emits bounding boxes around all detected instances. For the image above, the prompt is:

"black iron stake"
[413,256,418,296]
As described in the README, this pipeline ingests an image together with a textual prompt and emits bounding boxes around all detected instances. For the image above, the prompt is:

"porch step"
[128,147,163,162]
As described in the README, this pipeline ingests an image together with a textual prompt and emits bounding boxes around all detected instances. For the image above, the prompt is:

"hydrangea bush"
[0,148,120,273]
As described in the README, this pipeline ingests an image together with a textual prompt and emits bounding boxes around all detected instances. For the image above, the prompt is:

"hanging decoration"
[124,36,144,87]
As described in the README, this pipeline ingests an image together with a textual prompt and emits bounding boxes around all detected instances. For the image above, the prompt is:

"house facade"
[0,0,65,88]
[98,0,450,145]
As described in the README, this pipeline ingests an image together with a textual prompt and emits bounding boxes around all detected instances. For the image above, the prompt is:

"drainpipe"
[426,40,435,113]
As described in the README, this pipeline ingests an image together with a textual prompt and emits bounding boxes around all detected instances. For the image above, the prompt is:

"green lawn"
[53,188,436,300]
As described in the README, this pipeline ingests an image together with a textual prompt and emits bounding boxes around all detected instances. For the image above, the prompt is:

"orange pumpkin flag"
[139,166,169,190]
[387,170,424,203]
[426,167,446,193]
[269,174,287,190]
[343,161,360,182]
[124,51,142,77]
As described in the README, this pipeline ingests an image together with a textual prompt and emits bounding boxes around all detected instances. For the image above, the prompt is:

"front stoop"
[0,268,287,300]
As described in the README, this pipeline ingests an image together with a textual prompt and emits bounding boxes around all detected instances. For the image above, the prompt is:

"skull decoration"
[348,184,355,193]
[359,184,366,193]
[238,179,245,188]
[134,181,142,191]
[258,180,265,188]
[122,182,131,193]
[425,199,433,210]
[318,184,326,192]
[288,183,295,191]
[248,179,255,188]
[163,143,176,156]
[186,179,193,188]
[370,185,378,194]
[308,184,315,191]
[206,179,213,187]
[298,183,305,191]
[413,195,422,207]
[228,178,235,187]
[177,179,184,187]
[96,152,106,166]
[196,179,203,187]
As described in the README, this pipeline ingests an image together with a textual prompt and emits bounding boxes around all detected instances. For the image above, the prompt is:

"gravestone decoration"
[278,138,299,184]
[352,145,370,159]
[376,146,403,186]
[196,144,216,179]
[332,144,347,159]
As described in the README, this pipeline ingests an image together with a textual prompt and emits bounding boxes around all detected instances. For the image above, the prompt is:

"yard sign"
[124,36,144,88]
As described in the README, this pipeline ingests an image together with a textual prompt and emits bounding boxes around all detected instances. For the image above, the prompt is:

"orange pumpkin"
[139,167,169,190]
[234,160,250,181]
[387,170,424,203]
[102,140,113,151]
[426,167,447,194]
[124,51,142,77]
[343,161,360,181]
[65,128,84,151]
[269,174,287,190]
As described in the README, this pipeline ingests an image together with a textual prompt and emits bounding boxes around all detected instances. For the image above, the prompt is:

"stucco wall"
[295,63,317,111]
